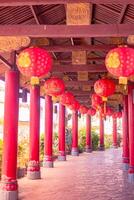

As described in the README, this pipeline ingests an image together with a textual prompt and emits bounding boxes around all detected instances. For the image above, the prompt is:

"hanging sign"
[78,71,88,81]
[72,51,87,65]
[67,3,91,25]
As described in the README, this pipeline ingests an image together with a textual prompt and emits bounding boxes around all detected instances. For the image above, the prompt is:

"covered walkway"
[19,149,134,200]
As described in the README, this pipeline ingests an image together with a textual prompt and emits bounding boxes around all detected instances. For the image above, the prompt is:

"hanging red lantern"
[69,100,80,111]
[44,77,65,96]
[112,111,122,119]
[79,105,88,114]
[117,111,122,118]
[60,91,74,106]
[17,47,52,85]
[99,105,113,117]
[87,107,96,116]
[91,93,103,109]
[94,78,115,101]
[105,46,134,85]
[106,107,113,116]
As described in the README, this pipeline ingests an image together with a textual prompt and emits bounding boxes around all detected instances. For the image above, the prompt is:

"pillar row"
[71,111,79,156]
[128,85,134,182]
[99,115,105,151]
[43,95,53,168]
[122,95,129,171]
[0,70,19,200]
[85,114,92,153]
[58,103,66,161]
[27,85,41,180]
[112,118,118,148]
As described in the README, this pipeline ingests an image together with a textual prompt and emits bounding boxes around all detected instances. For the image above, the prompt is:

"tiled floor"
[19,148,134,200]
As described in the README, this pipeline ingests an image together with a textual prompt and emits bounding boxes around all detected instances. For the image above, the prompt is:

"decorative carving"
[27,160,40,172]
[0,175,18,191]
[0,36,30,52]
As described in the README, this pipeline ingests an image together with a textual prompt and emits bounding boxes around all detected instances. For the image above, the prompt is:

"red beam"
[44,45,116,52]
[1,24,134,37]
[53,64,107,72]
[0,0,133,6]
[65,80,95,87]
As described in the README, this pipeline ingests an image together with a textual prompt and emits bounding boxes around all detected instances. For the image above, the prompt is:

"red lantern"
[79,105,88,114]
[91,93,103,109]
[88,107,96,116]
[44,77,65,96]
[106,107,113,116]
[112,111,122,119]
[117,111,122,118]
[94,79,115,101]
[60,91,74,106]
[105,46,134,85]
[17,47,52,85]
[99,105,113,117]
[69,100,80,111]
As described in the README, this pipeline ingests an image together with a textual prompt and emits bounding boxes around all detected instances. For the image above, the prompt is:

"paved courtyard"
[19,148,134,200]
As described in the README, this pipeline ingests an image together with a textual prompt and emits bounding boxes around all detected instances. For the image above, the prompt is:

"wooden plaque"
[78,71,88,81]
[82,85,91,91]
[72,51,87,65]
[67,3,91,25]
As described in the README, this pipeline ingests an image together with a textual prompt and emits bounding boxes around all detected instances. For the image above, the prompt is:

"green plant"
[104,134,113,149]
[18,137,29,168]
[78,128,86,152]
[91,131,99,150]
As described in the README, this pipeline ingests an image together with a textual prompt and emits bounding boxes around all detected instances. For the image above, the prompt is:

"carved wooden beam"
[1,24,134,37]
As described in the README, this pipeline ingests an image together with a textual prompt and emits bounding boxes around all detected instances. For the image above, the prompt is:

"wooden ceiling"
[0,1,134,108]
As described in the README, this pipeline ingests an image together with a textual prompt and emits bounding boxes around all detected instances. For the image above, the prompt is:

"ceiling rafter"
[118,5,128,23]
[0,0,134,6]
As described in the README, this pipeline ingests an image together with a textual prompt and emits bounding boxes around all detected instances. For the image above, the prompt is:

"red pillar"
[112,117,118,148]
[122,95,129,170]
[58,103,66,161]
[85,114,92,153]
[27,85,41,179]
[43,95,53,168]
[128,85,134,182]
[71,111,79,156]
[99,115,105,150]
[0,70,19,200]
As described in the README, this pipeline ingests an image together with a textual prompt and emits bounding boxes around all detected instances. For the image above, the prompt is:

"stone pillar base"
[128,173,134,183]
[99,146,105,151]
[71,148,79,156]
[27,170,41,180]
[58,155,66,161]
[43,161,54,168]
[85,148,92,153]
[0,190,18,200]
[112,145,118,149]
[122,163,129,171]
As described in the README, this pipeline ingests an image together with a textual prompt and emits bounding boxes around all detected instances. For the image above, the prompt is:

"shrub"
[92,131,99,150]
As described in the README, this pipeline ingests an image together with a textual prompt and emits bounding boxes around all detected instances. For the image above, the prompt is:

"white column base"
[85,148,92,153]
[58,155,66,161]
[71,148,79,156]
[43,161,54,168]
[128,173,134,183]
[99,146,105,151]
[27,170,41,180]
[0,190,18,200]
[122,163,129,171]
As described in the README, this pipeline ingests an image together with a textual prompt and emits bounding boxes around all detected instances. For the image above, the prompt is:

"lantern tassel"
[119,76,127,85]
[30,76,39,85]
